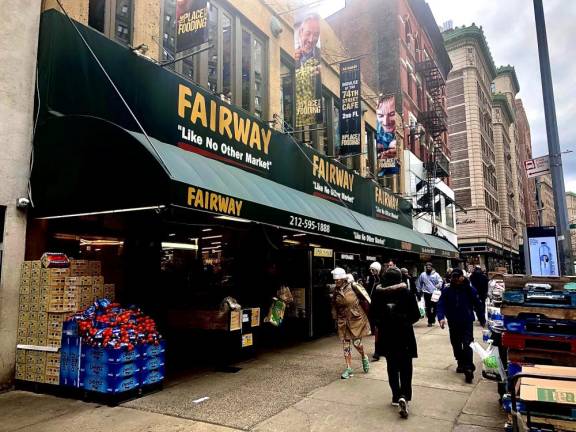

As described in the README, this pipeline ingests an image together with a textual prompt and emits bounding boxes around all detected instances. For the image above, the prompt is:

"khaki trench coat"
[332,283,371,340]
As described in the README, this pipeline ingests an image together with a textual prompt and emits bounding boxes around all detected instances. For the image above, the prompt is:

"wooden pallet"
[502,332,576,353]
[508,349,576,367]
[14,379,163,406]
[502,305,576,321]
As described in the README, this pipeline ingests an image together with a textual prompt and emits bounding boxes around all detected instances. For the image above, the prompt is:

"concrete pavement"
[0,321,506,431]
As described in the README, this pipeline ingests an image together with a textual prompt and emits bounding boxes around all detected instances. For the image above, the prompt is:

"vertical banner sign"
[526,226,559,276]
[339,60,361,156]
[294,10,323,127]
[175,0,208,53]
[376,95,399,177]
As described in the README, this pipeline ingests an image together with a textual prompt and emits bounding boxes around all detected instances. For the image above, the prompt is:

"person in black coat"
[469,266,489,324]
[370,267,420,418]
[437,268,486,383]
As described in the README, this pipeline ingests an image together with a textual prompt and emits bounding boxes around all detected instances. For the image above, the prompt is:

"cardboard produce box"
[519,365,576,404]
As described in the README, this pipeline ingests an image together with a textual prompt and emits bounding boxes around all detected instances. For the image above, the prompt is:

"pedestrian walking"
[331,267,371,379]
[417,262,443,327]
[366,261,382,296]
[366,261,382,361]
[437,268,486,383]
[370,267,420,419]
[401,267,418,300]
[469,265,489,325]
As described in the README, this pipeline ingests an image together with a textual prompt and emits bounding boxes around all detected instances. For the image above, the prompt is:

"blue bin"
[138,354,165,372]
[82,345,140,364]
[138,340,166,357]
[81,361,140,378]
[139,367,165,386]
[80,373,140,394]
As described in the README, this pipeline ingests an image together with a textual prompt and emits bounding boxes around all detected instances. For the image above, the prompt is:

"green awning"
[31,116,458,258]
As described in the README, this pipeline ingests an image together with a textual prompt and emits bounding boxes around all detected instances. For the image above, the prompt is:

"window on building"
[89,0,134,46]
[241,28,266,117]
[366,125,377,177]
[161,1,267,118]
[446,201,455,228]
[280,54,295,130]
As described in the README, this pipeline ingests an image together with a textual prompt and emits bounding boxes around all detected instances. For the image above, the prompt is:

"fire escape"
[414,58,450,231]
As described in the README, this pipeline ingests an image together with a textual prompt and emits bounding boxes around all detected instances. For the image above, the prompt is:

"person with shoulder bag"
[331,268,371,379]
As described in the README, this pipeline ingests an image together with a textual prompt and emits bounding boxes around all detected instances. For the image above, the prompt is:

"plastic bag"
[430,288,442,303]
[470,341,506,382]
[264,298,286,327]
[220,296,241,312]
[418,297,425,319]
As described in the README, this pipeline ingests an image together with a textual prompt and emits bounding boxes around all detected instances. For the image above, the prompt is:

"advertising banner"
[376,95,399,177]
[527,226,559,276]
[175,0,208,53]
[339,60,361,156]
[294,10,323,127]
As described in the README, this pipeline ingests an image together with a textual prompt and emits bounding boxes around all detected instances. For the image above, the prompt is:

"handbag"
[431,288,442,303]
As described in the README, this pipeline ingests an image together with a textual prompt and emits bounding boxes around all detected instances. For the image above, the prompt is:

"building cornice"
[496,65,520,94]
[442,24,497,78]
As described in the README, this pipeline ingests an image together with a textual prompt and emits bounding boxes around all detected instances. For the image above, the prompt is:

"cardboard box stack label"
[16,259,115,384]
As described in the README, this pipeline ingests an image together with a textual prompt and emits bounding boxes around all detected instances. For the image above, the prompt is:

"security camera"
[16,197,30,209]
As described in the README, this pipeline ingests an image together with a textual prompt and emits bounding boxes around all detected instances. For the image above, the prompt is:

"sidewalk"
[0,321,506,432]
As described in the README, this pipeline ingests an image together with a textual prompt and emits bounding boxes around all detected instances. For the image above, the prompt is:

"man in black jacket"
[469,266,489,324]
[370,267,420,419]
[437,268,485,383]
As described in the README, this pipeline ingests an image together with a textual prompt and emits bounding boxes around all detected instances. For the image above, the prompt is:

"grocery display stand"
[508,372,576,432]
[496,275,576,432]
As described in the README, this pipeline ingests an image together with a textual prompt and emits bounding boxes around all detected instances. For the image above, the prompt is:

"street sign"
[524,155,550,178]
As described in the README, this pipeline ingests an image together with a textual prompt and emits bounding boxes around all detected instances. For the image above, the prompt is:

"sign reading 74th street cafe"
[524,155,550,178]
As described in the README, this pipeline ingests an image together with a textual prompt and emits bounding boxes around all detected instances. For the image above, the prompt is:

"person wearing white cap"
[331,267,371,379]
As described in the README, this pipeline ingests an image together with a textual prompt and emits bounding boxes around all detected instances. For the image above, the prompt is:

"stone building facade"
[515,99,537,227]
[329,0,458,245]
[443,25,536,271]
[540,175,556,227]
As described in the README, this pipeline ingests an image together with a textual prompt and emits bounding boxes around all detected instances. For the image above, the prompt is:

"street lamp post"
[533,0,574,275]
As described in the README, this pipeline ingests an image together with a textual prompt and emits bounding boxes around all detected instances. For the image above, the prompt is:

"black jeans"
[386,354,413,402]
[448,321,474,371]
[423,292,437,325]
[475,295,487,324]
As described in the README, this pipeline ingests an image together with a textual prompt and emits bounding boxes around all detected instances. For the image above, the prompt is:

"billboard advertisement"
[175,0,209,53]
[294,10,323,127]
[527,226,559,276]
[339,59,361,156]
[376,95,399,176]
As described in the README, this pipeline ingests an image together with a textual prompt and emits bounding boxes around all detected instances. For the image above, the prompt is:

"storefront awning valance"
[32,116,458,258]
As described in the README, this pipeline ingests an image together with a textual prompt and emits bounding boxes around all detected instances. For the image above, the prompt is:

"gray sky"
[426,0,576,192]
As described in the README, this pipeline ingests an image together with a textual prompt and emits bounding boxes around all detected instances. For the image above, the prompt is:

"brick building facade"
[329,0,458,245]
[515,99,537,227]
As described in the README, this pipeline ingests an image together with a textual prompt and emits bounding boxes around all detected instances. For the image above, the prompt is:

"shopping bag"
[430,288,442,303]
[470,341,506,382]
[264,297,286,327]
[418,297,425,319]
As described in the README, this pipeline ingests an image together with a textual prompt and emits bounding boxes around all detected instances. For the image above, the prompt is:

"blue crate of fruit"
[81,361,140,378]
[138,340,166,358]
[82,345,140,364]
[138,354,165,372]
[139,367,165,386]
[80,373,140,394]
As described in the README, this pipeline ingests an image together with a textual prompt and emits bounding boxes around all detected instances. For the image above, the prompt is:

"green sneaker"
[362,356,370,373]
[341,367,354,379]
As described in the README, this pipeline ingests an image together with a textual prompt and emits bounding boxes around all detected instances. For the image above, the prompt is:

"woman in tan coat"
[331,268,371,379]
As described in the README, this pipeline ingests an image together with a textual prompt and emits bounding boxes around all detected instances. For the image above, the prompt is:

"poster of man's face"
[376,96,397,159]
[295,14,321,66]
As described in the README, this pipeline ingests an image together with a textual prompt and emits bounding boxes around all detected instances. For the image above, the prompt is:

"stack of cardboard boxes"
[16,259,116,385]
